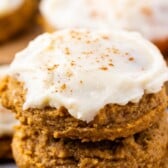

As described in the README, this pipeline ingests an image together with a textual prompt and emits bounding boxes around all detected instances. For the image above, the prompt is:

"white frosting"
[9,29,168,122]
[40,0,168,41]
[0,65,18,136]
[0,0,24,16]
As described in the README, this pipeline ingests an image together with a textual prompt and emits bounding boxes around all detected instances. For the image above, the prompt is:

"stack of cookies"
[0,65,18,160]
[0,29,168,168]
[0,0,38,42]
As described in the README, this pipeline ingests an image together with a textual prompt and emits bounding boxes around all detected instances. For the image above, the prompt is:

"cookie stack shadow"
[0,77,167,168]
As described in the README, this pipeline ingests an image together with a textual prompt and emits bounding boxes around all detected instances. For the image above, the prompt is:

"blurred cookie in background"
[0,0,39,43]
[1,29,168,167]
[0,65,18,160]
[39,0,168,56]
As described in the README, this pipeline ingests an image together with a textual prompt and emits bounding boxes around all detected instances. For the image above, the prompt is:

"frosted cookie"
[0,0,38,42]
[0,29,168,141]
[12,112,168,168]
[0,65,18,159]
[40,0,168,54]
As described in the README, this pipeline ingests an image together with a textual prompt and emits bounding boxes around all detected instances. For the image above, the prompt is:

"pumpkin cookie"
[12,112,168,168]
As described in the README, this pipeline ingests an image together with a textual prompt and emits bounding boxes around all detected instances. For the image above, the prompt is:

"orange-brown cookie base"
[0,77,167,142]
[12,113,168,168]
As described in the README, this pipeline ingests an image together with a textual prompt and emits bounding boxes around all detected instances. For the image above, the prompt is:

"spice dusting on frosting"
[9,29,168,122]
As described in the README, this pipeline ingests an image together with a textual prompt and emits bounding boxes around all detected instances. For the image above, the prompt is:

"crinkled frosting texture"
[0,0,24,16]
[40,0,168,41]
[9,29,168,122]
[0,65,18,136]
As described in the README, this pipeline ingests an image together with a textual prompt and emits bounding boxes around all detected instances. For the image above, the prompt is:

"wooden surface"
[0,26,42,65]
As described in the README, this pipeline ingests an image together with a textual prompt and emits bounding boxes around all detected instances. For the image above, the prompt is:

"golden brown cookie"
[0,0,38,42]
[39,0,168,55]
[12,112,168,168]
[0,77,167,141]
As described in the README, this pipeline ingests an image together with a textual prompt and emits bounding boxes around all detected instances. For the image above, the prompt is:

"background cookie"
[0,0,38,42]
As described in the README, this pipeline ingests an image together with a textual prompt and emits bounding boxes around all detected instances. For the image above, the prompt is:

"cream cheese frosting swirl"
[9,29,168,122]
[40,0,168,41]
[0,0,24,16]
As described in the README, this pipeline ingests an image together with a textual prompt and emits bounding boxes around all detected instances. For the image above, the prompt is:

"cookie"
[1,29,168,141]
[0,65,18,159]
[0,0,38,42]
[0,77,167,141]
[40,0,168,54]
[12,112,168,168]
